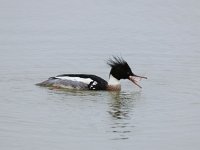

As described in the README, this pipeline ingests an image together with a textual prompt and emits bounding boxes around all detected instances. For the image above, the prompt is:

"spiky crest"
[107,56,128,68]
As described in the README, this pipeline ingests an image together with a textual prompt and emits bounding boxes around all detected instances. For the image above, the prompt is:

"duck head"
[107,56,147,88]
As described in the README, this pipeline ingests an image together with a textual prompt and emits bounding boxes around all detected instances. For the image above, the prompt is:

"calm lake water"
[0,0,200,149]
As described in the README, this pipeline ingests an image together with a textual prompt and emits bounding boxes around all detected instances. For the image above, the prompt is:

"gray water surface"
[0,0,200,150]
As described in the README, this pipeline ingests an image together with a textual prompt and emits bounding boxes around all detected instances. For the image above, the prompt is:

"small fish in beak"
[129,75,147,88]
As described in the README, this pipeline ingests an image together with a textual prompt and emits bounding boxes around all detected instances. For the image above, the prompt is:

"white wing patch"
[89,81,98,90]
[55,76,93,85]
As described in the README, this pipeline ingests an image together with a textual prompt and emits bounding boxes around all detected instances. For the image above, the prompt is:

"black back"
[56,74,108,90]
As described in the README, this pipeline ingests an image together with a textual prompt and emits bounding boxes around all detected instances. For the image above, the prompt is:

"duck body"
[37,74,109,90]
[37,56,147,91]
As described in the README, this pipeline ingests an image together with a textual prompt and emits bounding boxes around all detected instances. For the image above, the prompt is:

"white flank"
[108,75,120,85]
[55,76,93,84]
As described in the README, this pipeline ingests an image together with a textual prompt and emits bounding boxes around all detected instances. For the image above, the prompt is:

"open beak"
[129,75,147,88]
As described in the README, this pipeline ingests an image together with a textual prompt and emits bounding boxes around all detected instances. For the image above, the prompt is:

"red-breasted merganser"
[36,57,147,91]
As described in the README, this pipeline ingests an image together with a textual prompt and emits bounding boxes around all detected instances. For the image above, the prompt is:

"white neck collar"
[108,75,120,85]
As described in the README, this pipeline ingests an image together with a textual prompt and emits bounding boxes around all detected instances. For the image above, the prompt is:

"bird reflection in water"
[108,91,141,140]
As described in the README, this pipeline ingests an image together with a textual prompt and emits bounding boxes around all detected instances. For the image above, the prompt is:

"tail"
[36,77,57,87]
